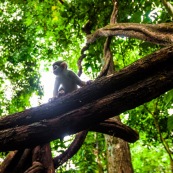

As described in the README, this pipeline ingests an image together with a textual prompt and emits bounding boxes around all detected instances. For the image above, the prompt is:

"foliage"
[130,139,171,173]
[0,1,43,114]
[71,132,106,173]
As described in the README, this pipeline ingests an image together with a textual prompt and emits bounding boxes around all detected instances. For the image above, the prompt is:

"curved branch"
[77,43,89,76]
[97,1,118,77]
[53,130,88,168]
[90,119,139,143]
[97,37,113,78]
[53,118,138,168]
[87,23,173,45]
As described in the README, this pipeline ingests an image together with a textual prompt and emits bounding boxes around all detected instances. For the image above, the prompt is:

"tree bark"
[32,144,55,173]
[0,150,31,173]
[105,117,134,173]
[0,151,19,173]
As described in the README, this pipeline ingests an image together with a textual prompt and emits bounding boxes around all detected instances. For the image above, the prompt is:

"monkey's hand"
[86,80,93,85]
[49,89,65,102]
[48,97,58,102]
[58,89,65,97]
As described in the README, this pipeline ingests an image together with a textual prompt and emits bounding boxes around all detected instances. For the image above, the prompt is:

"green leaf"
[167,115,173,131]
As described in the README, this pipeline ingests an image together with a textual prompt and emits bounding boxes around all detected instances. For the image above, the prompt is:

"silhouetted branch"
[53,130,88,168]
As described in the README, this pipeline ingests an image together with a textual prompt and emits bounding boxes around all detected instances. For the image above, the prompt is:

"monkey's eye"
[53,65,58,70]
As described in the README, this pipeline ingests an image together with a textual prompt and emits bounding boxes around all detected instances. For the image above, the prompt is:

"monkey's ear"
[53,61,63,67]
[61,62,68,69]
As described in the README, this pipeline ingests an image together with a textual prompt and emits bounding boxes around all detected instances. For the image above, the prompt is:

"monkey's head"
[53,61,68,75]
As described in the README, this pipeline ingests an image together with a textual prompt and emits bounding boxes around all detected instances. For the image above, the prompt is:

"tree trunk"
[105,117,133,173]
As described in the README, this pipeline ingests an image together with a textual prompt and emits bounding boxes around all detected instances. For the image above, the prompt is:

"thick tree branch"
[90,119,138,143]
[0,46,173,130]
[87,23,173,45]
[0,46,173,151]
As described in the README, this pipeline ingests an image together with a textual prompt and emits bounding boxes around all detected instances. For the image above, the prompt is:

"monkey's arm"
[68,70,86,87]
[53,77,61,97]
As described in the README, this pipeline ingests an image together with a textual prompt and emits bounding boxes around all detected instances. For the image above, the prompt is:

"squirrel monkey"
[52,61,91,98]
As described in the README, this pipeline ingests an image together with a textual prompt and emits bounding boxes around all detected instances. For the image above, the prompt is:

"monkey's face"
[53,61,68,76]
[53,65,63,75]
